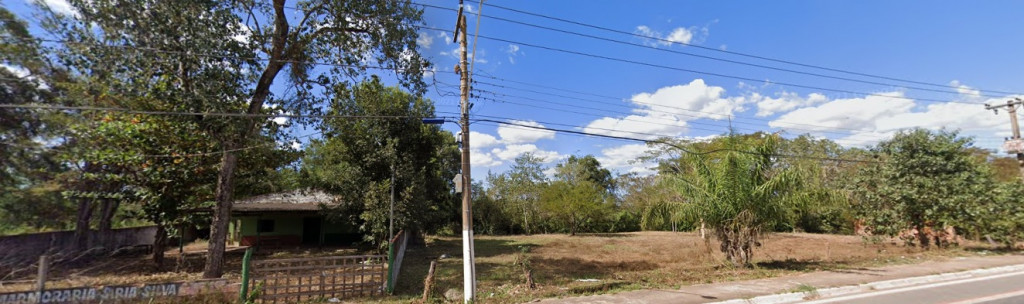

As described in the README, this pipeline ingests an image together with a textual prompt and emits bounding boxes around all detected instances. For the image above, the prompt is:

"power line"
[417,26,978,106]
[474,118,886,164]
[477,2,1023,97]
[416,2,1003,98]
[470,79,892,138]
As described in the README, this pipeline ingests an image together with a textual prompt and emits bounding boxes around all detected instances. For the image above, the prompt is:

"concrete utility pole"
[985,98,1024,181]
[454,1,477,302]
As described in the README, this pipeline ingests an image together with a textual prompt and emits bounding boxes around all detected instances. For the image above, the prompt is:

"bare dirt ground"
[389,231,1016,303]
[1,232,1015,303]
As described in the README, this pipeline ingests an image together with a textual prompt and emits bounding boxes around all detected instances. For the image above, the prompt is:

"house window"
[257,219,275,233]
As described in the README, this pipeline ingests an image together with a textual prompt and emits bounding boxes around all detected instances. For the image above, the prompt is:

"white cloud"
[1,64,30,78]
[491,144,561,163]
[769,92,1011,148]
[583,79,746,139]
[754,92,828,117]
[232,22,252,44]
[417,32,434,49]
[470,149,501,167]
[635,23,710,46]
[437,32,453,46]
[597,143,658,175]
[770,92,914,133]
[584,114,687,139]
[470,131,500,148]
[950,80,981,99]
[665,27,694,44]
[35,0,79,17]
[506,44,521,64]
[496,120,555,144]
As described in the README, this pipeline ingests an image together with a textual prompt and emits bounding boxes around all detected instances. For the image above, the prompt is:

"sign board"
[453,173,463,193]
[0,280,226,304]
[1004,139,1024,154]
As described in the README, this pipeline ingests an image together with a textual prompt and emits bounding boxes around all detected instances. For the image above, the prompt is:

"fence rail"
[248,254,386,303]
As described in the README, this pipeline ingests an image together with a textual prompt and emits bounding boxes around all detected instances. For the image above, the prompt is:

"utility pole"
[985,98,1024,181]
[454,1,477,302]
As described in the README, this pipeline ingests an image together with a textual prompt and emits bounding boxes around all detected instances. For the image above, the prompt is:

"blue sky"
[7,0,1024,179]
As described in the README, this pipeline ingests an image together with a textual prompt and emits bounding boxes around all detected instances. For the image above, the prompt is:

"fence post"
[238,247,253,303]
[36,254,48,303]
[385,240,395,294]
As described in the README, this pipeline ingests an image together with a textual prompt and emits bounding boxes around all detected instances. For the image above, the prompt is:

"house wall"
[231,214,360,247]
[235,214,305,247]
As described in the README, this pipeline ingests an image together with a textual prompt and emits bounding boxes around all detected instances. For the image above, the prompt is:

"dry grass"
[386,231,1002,303]
[0,244,367,294]
[0,232,1006,303]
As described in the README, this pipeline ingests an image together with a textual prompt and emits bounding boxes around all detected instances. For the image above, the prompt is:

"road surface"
[805,270,1024,304]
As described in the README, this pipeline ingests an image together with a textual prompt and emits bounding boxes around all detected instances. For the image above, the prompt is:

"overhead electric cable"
[477,2,1023,96]
[416,2,1003,98]
[415,26,977,105]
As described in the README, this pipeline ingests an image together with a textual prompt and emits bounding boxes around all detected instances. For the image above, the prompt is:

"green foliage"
[851,129,990,248]
[301,79,458,248]
[671,134,802,266]
[484,153,549,234]
[982,182,1024,247]
[540,179,612,236]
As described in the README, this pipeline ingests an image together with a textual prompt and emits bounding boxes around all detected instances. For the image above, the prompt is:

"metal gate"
[247,255,386,303]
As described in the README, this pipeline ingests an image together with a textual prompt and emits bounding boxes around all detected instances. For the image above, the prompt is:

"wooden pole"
[421,260,437,302]
[35,255,48,303]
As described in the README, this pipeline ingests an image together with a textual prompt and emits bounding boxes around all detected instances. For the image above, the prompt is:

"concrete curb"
[710,263,1024,304]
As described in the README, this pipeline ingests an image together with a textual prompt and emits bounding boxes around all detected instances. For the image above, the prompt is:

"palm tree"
[672,134,802,266]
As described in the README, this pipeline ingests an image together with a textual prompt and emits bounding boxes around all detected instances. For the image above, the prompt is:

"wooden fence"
[248,255,387,303]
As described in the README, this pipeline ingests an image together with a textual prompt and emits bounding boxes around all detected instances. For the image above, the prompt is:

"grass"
[383,231,1005,303]
[0,232,1011,303]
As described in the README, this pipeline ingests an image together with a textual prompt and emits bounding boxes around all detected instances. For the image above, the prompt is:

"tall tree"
[46,0,428,278]
[540,180,609,236]
[851,129,990,248]
[301,79,457,248]
[0,7,72,235]
[486,153,548,234]
[554,155,614,193]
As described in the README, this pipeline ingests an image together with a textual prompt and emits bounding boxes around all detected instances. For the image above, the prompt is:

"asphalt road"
[805,271,1024,304]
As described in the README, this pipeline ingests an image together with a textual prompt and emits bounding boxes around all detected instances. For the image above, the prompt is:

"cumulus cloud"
[496,120,555,144]
[471,149,502,167]
[769,92,1010,148]
[491,144,562,163]
[583,79,747,139]
[596,143,658,175]
[470,131,500,148]
[770,92,914,133]
[754,92,828,117]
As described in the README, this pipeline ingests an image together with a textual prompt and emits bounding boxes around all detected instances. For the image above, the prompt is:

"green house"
[228,190,360,247]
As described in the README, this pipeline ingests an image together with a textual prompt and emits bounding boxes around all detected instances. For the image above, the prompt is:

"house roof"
[232,189,341,213]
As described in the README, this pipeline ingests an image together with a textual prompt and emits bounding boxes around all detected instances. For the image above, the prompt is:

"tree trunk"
[153,223,167,270]
[97,199,119,251]
[201,0,290,278]
[73,198,95,252]
[203,149,238,278]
